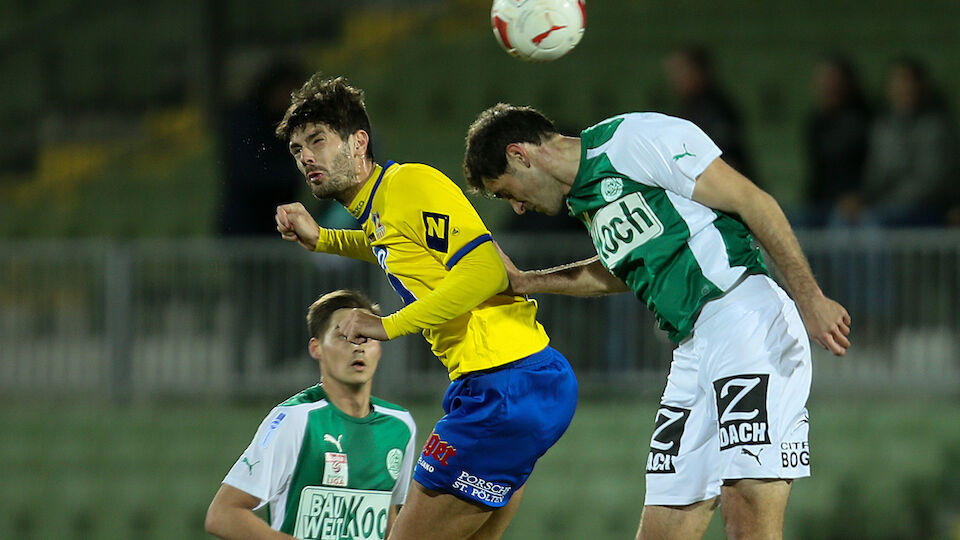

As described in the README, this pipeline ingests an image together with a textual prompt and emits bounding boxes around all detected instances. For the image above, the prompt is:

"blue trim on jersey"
[357,160,396,224]
[388,273,418,305]
[445,234,493,269]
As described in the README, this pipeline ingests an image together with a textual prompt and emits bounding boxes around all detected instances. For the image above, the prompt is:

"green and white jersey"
[223,384,416,540]
[566,113,768,342]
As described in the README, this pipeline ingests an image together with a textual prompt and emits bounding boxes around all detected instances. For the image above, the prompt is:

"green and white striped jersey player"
[206,290,417,540]
[223,385,416,540]
[463,106,851,540]
[566,113,768,342]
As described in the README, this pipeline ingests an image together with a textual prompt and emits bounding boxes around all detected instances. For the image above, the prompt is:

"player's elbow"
[204,503,229,537]
[493,260,509,295]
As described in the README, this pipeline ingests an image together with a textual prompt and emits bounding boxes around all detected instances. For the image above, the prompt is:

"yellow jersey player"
[272,74,578,540]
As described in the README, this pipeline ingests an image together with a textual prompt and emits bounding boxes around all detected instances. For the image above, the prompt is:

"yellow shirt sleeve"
[314,227,377,264]
[385,165,493,268]
[381,240,507,338]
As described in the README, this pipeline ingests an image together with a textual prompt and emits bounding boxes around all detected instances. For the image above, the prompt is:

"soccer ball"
[491,0,586,62]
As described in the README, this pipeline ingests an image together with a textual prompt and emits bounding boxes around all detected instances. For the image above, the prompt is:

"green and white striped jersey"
[223,384,416,540]
[566,113,768,342]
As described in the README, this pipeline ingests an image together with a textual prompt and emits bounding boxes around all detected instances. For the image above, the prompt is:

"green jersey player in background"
[205,290,416,540]
[463,105,850,540]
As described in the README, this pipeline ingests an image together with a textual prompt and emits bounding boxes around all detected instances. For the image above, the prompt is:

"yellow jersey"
[315,161,550,380]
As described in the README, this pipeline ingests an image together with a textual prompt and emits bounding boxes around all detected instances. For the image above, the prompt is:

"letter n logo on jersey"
[714,374,771,451]
[422,212,450,253]
[647,405,690,474]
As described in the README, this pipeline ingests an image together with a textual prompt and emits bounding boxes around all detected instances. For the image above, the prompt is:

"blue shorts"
[414,346,578,507]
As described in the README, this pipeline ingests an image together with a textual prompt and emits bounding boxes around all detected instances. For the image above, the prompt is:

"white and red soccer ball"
[491,0,586,62]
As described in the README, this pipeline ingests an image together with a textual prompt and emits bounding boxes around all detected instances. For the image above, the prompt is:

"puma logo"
[324,433,344,453]
[532,24,568,45]
[672,144,696,161]
[241,457,260,475]
[532,13,567,46]
[741,447,763,466]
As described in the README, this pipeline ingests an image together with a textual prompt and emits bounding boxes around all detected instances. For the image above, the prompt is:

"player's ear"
[308,337,323,361]
[505,143,529,168]
[352,130,370,157]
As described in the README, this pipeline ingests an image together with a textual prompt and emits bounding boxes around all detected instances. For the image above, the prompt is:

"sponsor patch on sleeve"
[260,411,287,448]
[422,212,450,253]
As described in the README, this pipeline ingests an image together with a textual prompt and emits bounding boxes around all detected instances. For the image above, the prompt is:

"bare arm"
[205,484,295,540]
[496,242,630,296]
[386,505,400,539]
[692,158,851,355]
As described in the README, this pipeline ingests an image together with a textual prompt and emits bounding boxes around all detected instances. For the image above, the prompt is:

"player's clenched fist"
[338,308,389,344]
[275,203,321,251]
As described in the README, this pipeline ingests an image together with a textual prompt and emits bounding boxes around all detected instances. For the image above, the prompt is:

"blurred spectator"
[834,57,959,227]
[663,44,753,178]
[796,55,872,228]
[218,61,305,236]
[219,60,310,369]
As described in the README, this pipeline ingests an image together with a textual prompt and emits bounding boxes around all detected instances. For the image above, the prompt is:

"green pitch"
[0,398,958,539]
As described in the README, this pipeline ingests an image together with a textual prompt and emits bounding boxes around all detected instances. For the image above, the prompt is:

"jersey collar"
[347,160,396,224]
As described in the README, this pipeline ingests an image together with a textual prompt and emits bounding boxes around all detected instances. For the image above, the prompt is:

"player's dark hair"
[275,73,375,160]
[463,103,558,194]
[307,290,381,339]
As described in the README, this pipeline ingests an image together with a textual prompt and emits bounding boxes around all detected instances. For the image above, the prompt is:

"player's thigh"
[636,498,719,540]
[645,342,722,507]
[720,478,792,540]
[467,485,525,540]
[389,481,492,540]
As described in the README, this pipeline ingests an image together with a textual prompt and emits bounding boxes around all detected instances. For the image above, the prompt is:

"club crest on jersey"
[324,452,349,486]
[422,212,450,253]
[372,212,385,240]
[386,448,403,480]
[600,177,624,202]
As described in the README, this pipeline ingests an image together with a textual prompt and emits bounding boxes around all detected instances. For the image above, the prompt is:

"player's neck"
[334,158,378,207]
[541,135,581,193]
[321,381,372,418]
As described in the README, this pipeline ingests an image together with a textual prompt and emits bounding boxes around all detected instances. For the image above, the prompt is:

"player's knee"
[723,517,780,540]
[721,486,787,540]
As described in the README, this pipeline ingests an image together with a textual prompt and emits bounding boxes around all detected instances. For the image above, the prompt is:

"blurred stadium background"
[1,0,959,538]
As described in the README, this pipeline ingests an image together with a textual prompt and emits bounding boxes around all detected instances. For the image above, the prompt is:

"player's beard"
[309,142,357,200]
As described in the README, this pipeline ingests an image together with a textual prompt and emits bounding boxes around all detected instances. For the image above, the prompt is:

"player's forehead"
[326,307,371,334]
[481,174,518,199]
[290,122,338,144]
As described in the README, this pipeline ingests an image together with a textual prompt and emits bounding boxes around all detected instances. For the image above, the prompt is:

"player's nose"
[299,147,316,165]
[510,200,525,215]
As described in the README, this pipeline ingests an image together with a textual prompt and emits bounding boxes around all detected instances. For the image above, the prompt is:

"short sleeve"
[391,414,417,506]
[590,114,721,199]
[221,407,302,510]
[386,165,493,269]
[653,116,722,187]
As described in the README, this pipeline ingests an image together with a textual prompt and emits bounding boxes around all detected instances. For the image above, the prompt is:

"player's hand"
[338,308,389,344]
[275,203,321,251]
[798,294,851,356]
[494,241,528,295]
